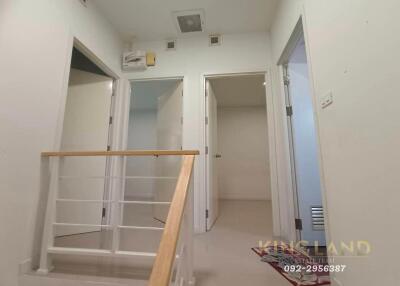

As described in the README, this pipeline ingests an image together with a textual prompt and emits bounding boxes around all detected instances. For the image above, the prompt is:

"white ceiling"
[209,75,266,107]
[93,0,278,41]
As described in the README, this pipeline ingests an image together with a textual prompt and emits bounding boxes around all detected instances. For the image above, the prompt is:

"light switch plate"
[321,92,333,109]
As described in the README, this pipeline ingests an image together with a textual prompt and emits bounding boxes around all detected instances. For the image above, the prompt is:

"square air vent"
[209,34,222,46]
[166,39,176,51]
[172,9,205,34]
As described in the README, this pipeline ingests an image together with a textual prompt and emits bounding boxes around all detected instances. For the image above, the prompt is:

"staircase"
[22,150,198,286]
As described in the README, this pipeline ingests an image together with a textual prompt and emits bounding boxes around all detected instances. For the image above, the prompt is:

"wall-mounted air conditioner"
[122,51,147,71]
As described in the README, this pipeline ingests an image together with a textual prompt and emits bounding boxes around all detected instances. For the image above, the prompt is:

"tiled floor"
[49,199,290,285]
[194,200,290,286]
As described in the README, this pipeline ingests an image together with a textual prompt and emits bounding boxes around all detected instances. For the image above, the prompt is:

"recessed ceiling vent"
[172,9,205,34]
[166,40,176,51]
[209,35,222,46]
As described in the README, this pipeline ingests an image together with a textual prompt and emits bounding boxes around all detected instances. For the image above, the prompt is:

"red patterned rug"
[252,245,330,286]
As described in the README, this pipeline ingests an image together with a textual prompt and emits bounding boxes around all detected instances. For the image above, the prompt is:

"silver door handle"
[215,154,222,158]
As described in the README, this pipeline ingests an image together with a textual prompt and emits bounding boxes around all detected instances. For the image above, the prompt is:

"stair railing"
[37,150,198,286]
[148,154,196,286]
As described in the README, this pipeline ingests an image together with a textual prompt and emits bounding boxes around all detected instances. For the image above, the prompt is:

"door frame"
[54,36,121,154]
[126,77,185,223]
[274,16,331,244]
[126,76,186,150]
[33,33,126,268]
[281,62,302,241]
[122,76,185,215]
[126,76,186,144]
[127,76,185,150]
[202,70,272,231]
[54,36,121,229]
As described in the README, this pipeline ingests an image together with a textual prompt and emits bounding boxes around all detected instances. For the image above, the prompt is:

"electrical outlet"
[321,92,333,109]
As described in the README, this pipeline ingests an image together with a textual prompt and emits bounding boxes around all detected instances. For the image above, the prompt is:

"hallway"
[194,200,290,286]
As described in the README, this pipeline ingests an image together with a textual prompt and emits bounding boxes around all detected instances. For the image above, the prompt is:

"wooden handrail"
[41,150,200,157]
[148,155,195,286]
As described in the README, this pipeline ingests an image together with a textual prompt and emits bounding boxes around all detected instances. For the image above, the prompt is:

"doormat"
[252,245,330,286]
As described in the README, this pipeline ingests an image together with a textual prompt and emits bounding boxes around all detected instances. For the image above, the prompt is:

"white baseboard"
[19,259,32,274]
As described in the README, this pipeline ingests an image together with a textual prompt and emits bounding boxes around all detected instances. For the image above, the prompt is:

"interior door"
[285,38,326,246]
[153,81,183,222]
[56,69,113,236]
[206,80,219,230]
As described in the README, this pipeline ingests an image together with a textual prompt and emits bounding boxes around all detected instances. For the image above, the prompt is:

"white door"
[206,80,219,230]
[153,81,183,222]
[57,69,113,236]
[286,39,326,245]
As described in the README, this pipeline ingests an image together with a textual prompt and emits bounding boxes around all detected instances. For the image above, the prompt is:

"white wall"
[127,110,157,151]
[124,32,272,232]
[0,1,124,285]
[217,107,270,200]
[269,0,400,285]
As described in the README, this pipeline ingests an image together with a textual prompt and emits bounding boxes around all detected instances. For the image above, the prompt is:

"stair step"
[20,272,148,286]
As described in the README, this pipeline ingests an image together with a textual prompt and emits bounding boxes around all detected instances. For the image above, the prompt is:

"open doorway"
[123,79,183,234]
[279,22,327,248]
[54,45,115,248]
[195,73,274,285]
[204,74,271,231]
